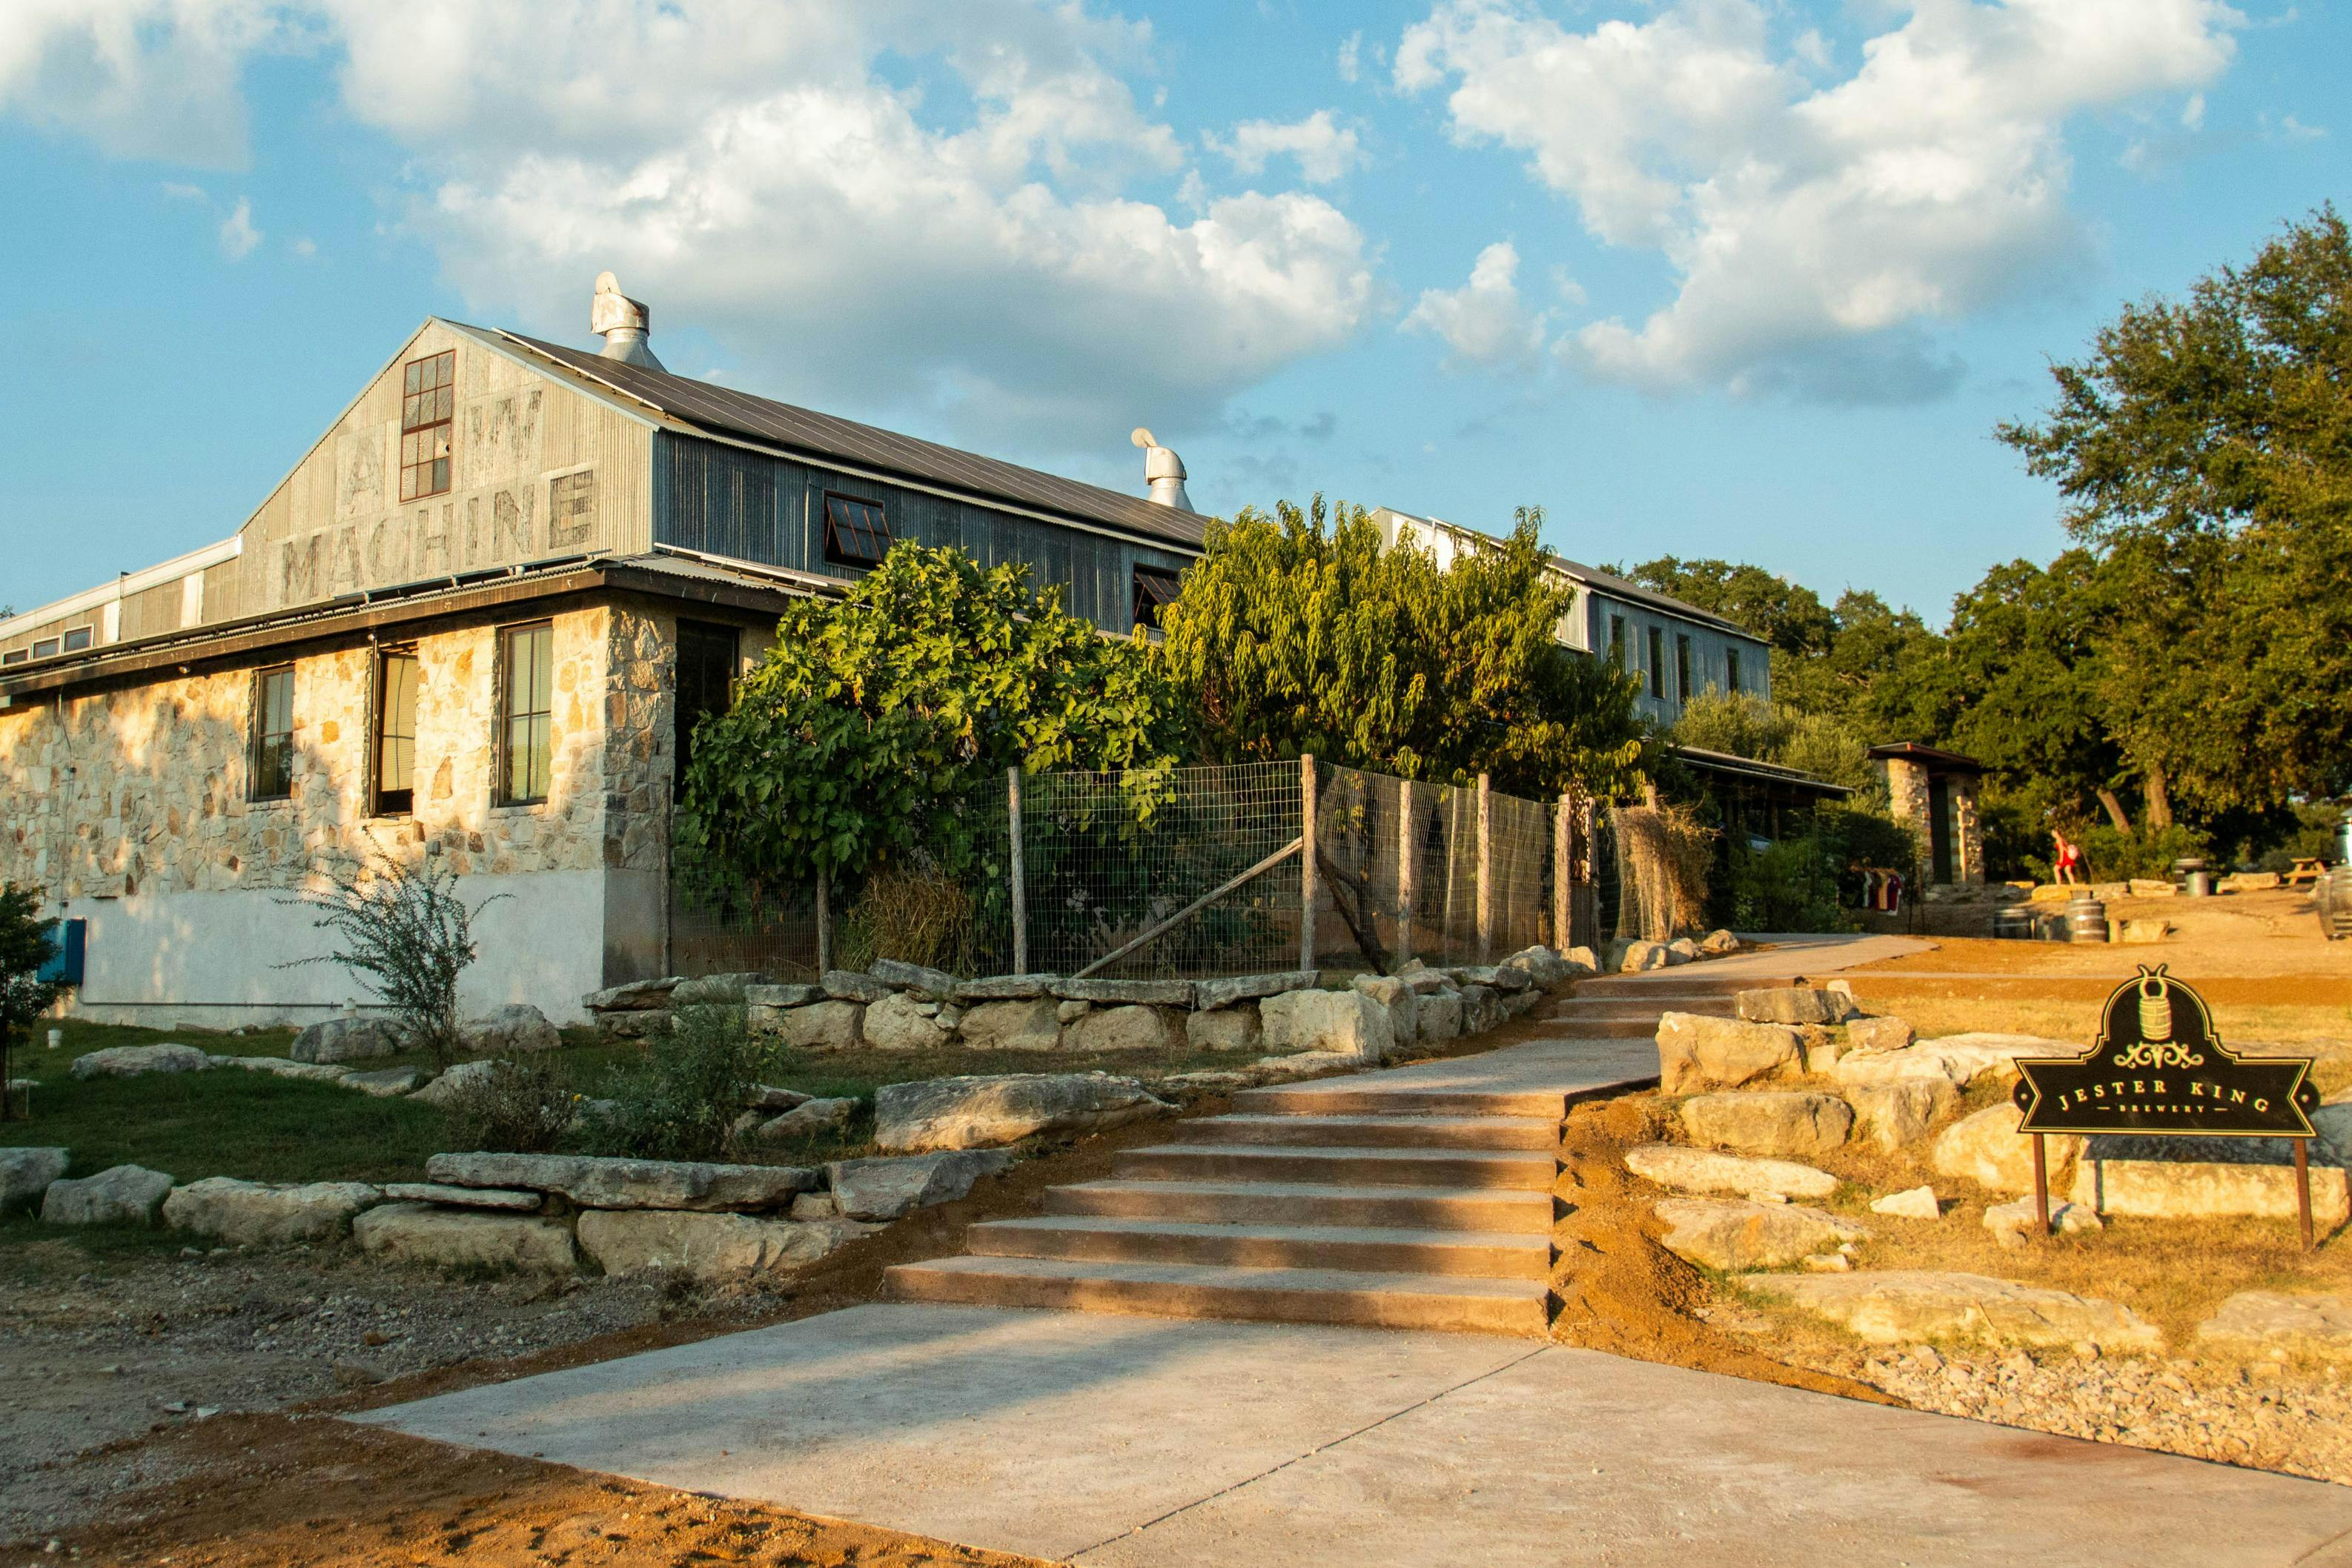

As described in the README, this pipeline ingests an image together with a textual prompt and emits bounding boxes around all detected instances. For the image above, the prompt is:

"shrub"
[2067,824,2214,883]
[841,860,975,974]
[1611,803,1714,940]
[0,883,66,1122]
[588,1004,774,1163]
[442,1057,577,1154]
[1726,838,1850,934]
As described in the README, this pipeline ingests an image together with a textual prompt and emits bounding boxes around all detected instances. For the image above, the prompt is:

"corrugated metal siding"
[653,433,1191,633]
[1584,585,1772,725]
[118,581,184,642]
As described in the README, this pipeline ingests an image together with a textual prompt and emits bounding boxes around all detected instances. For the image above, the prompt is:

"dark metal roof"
[482,327,1208,553]
[1866,742,1984,772]
[1675,745,1853,797]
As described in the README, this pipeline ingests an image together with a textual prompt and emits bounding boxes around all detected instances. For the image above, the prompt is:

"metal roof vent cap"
[591,271,666,370]
[1131,428,1194,512]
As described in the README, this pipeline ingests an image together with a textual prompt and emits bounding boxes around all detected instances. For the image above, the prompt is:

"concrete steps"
[1230,1083,1571,1118]
[1180,1113,1560,1151]
[1042,1177,1552,1231]
[1115,1143,1557,1192]
[966,1216,1551,1278]
[886,1255,1552,1336]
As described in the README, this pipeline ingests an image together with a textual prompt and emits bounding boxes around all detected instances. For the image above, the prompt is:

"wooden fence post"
[1299,754,1318,974]
[1007,766,1029,975]
[1395,774,1417,967]
[1554,788,1572,952]
[815,866,832,974]
[1476,771,1493,964]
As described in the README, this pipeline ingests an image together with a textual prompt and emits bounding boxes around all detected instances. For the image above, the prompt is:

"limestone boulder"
[745,1083,812,1112]
[1652,1197,1867,1272]
[755,1097,860,1141]
[1698,929,1740,957]
[1063,1004,1176,1054]
[598,1008,674,1040]
[1452,965,1531,993]
[2194,1292,2352,1363]
[954,974,1057,1003]
[1655,1013,1803,1095]
[1417,991,1465,1045]
[2119,919,2172,946]
[1846,1078,1960,1152]
[863,992,955,1053]
[575,1209,877,1280]
[1680,1092,1853,1159]
[1983,1195,2102,1249]
[1623,1143,1837,1201]
[1185,1008,1262,1054]
[408,1058,506,1108]
[1351,974,1420,1049]
[461,1003,560,1056]
[1457,985,1508,1036]
[1192,971,1317,1011]
[1250,1051,1359,1081]
[1741,1269,2163,1352]
[1735,988,1852,1026]
[1562,945,1602,973]
[958,997,1064,1052]
[1664,938,1700,964]
[353,1203,577,1275]
[1,1146,70,1209]
[822,971,893,1003]
[72,1043,211,1080]
[1870,1186,1942,1220]
[42,1163,175,1226]
[289,1017,405,1065]
[381,1182,542,1211]
[211,1055,354,1083]
[1262,989,1395,1065]
[1501,946,1577,986]
[424,1152,821,1212]
[874,1072,1169,1154]
[777,999,866,1051]
[2070,1152,2350,1227]
[585,977,682,1011]
[1916,1034,2068,1086]
[867,959,960,1000]
[162,1177,382,1245]
[1620,940,1670,973]
[344,1067,423,1097]
[826,1149,1015,1220]
[1051,977,1196,1008]
[1844,1016,1916,1054]
[743,983,821,1011]
[1930,1105,2082,1197]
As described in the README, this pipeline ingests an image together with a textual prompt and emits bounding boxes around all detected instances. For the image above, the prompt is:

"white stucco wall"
[62,868,609,1030]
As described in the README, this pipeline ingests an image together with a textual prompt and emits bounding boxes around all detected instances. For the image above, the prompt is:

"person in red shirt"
[2052,830,2084,886]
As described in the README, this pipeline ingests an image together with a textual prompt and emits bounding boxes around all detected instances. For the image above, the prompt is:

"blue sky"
[1,0,2343,625]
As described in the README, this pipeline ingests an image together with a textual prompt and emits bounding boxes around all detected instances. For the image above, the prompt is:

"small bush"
[1726,837,1850,933]
[2066,824,2214,883]
[588,1004,773,1163]
[841,860,974,974]
[442,1056,577,1154]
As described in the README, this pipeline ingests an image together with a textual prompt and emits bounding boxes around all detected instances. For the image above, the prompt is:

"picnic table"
[2287,857,2326,888]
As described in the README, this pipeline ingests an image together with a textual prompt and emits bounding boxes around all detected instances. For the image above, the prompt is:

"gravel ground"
[1792,1339,2352,1485]
[0,1240,678,1544]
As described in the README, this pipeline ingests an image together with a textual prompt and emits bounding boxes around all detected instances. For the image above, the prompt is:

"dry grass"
[1865,995,2352,1092]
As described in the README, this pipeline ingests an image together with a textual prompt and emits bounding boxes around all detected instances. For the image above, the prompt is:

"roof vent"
[1130,428,1194,512]
[591,271,665,370]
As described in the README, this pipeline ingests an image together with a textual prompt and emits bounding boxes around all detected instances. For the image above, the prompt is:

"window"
[1609,615,1626,668]
[374,649,418,816]
[1,649,26,667]
[1676,634,1692,705]
[252,665,295,800]
[821,494,892,568]
[1646,626,1665,700]
[31,637,59,660]
[1131,565,1182,631]
[400,350,455,502]
[674,622,739,797]
[63,627,92,652]
[498,622,554,805]
[1727,647,1743,694]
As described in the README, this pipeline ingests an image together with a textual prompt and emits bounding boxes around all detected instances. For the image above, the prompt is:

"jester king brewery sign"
[2010,966,2322,1137]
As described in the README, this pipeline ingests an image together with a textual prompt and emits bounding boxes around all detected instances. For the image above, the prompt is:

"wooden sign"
[2008,966,2323,1247]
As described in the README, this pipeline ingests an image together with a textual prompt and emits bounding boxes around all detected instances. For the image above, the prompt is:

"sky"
[1,0,2344,626]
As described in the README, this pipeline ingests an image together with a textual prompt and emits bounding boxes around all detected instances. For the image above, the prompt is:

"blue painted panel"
[36,919,85,986]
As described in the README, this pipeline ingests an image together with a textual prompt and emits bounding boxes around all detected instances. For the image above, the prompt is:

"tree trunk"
[2144,763,2173,831]
[2096,788,2134,834]
[1314,845,1392,974]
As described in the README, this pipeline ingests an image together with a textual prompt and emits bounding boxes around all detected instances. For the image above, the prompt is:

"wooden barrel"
[1993,906,2035,940]
[2067,898,2110,943]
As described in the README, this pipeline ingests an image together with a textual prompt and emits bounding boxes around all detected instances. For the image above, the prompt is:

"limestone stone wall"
[0,599,686,941]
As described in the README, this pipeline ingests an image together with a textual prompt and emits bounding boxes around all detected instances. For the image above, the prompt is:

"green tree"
[0,885,66,1120]
[1162,497,1654,799]
[1606,557,1836,660]
[678,542,1181,900]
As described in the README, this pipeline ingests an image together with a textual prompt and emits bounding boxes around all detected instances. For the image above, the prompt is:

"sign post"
[2012,966,2324,1249]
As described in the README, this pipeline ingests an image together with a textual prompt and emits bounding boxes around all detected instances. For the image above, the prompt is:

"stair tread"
[892,1254,1550,1300]
[1128,1143,1554,1164]
[1053,1177,1550,1203]
[973,1216,1550,1249]
[1199,1113,1555,1131]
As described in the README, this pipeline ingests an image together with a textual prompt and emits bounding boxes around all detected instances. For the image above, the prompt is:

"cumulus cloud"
[1337,30,1362,83]
[1396,0,2239,401]
[1402,241,1546,370]
[218,195,260,259]
[0,0,294,167]
[1,0,1372,451]
[1208,109,1363,184]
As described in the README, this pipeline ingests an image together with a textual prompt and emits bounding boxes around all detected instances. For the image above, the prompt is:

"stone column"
[1885,757,1932,878]
[1952,773,1985,886]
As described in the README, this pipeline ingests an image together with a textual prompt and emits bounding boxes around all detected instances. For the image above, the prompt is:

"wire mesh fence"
[666,757,1590,981]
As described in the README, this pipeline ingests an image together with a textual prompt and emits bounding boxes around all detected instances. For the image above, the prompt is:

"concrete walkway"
[358,1304,2352,1567]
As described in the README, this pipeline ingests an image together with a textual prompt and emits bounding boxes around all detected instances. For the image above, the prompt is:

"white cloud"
[218,195,260,259]
[1337,29,1362,83]
[1397,0,2240,401]
[1402,241,1546,370]
[0,0,294,167]
[159,179,206,200]
[292,235,317,256]
[1209,109,1363,185]
[0,1,1372,450]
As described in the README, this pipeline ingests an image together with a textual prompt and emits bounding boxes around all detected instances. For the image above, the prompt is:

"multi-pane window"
[63,627,92,651]
[1676,634,1692,705]
[0,650,24,666]
[1131,565,1182,631]
[498,622,554,805]
[821,494,892,569]
[400,350,456,502]
[1609,615,1626,668]
[1646,627,1666,700]
[374,649,418,816]
[1727,647,1743,695]
[674,621,739,797]
[252,665,295,800]
[30,637,59,660]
